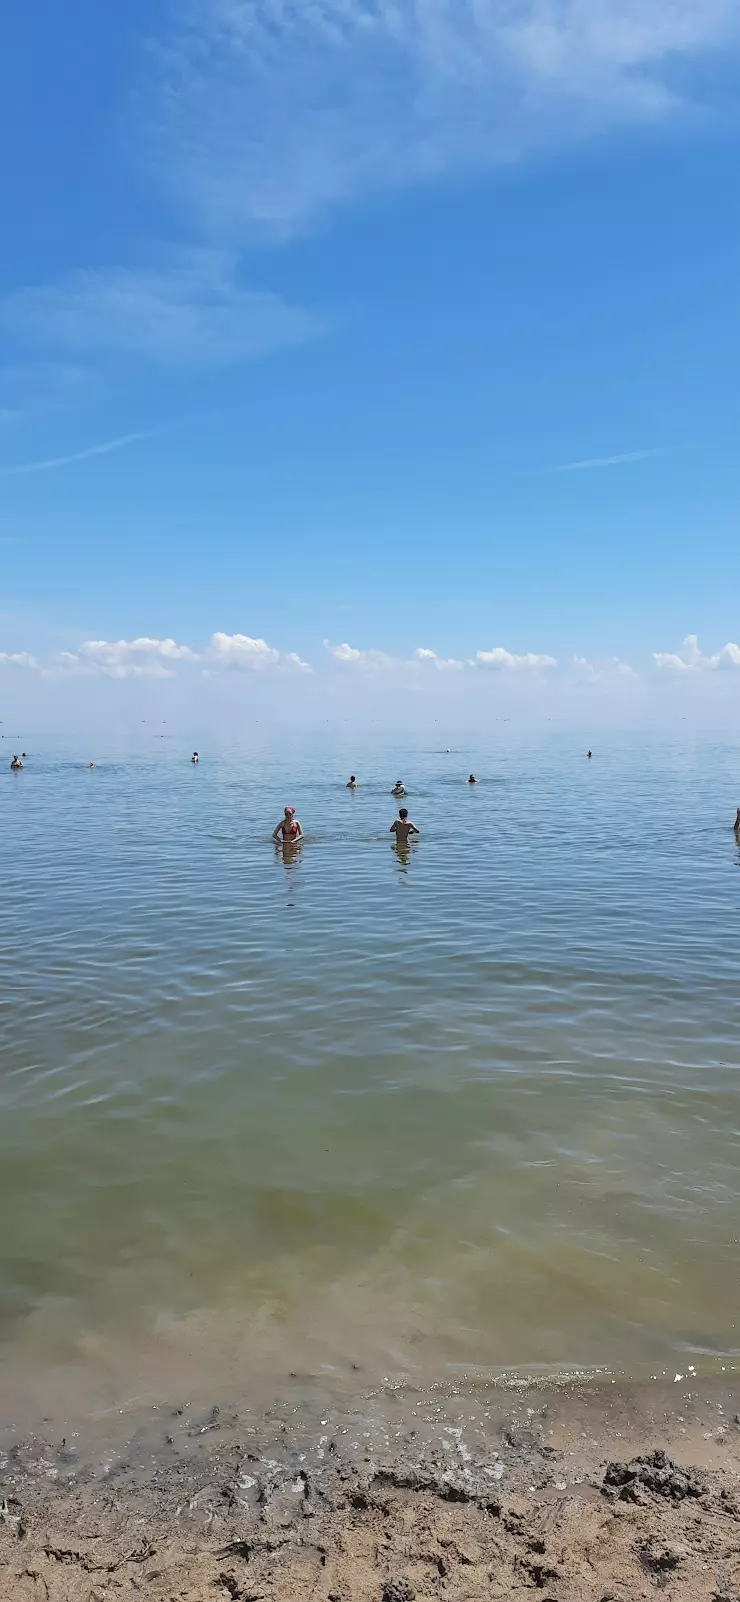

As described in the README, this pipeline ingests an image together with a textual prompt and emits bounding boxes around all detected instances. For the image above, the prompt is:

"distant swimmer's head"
[587,750,593,758]
[349,775,356,783]
[399,807,408,819]
[89,762,95,769]
[468,774,477,783]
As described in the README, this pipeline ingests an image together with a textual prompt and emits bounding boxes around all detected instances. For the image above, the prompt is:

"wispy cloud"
[0,431,149,480]
[0,254,323,367]
[0,362,95,420]
[654,633,740,671]
[148,0,740,238]
[555,447,667,472]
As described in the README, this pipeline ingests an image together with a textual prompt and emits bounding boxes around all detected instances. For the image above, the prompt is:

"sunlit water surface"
[2,731,740,1420]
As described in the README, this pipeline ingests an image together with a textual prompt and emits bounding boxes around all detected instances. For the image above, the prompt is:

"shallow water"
[2,730,740,1421]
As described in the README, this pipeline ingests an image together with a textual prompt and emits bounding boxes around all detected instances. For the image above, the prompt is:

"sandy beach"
[2,1375,740,1600]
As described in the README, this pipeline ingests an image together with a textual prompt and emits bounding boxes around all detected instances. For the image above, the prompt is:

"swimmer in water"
[390,807,419,843]
[273,806,304,843]
[346,775,358,788]
[10,755,23,770]
[587,750,593,759]
[468,774,478,784]
[391,780,406,797]
[191,752,199,764]
[735,807,740,833]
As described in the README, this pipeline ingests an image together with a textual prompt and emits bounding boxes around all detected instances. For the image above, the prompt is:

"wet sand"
[2,1376,740,1600]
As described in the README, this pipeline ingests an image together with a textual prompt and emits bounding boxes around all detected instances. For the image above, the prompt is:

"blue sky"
[2,0,740,727]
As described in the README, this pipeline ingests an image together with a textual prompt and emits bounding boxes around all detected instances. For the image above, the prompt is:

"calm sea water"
[2,730,740,1420]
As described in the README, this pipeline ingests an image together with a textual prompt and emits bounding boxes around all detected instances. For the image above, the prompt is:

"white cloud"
[0,650,39,669]
[327,639,556,672]
[415,647,465,670]
[324,639,393,668]
[207,631,280,669]
[555,447,665,472]
[55,636,198,678]
[327,641,363,663]
[150,0,740,237]
[0,254,323,366]
[51,631,304,677]
[0,431,149,480]
[476,646,557,670]
[654,633,740,671]
[573,654,635,680]
[82,636,197,664]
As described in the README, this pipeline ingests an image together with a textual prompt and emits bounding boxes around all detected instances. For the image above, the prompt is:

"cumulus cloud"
[149,0,740,239]
[573,654,635,680]
[326,639,559,674]
[653,633,740,671]
[475,646,557,670]
[326,639,558,673]
[207,631,280,669]
[57,637,199,677]
[56,638,186,678]
[324,639,393,668]
[415,647,465,670]
[0,650,39,669]
[327,641,363,663]
[82,636,197,663]
[49,630,306,677]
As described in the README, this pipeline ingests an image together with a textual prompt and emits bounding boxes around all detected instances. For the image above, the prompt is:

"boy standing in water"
[390,807,419,842]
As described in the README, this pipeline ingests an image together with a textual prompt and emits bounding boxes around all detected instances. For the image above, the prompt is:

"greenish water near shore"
[1,731,739,1416]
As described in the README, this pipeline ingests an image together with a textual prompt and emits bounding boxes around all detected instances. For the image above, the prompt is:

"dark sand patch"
[2,1378,740,1599]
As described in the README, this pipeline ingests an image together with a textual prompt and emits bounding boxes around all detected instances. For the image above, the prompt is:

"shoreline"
[2,1375,740,1599]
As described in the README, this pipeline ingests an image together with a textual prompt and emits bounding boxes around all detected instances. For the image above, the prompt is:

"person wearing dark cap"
[390,807,419,843]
